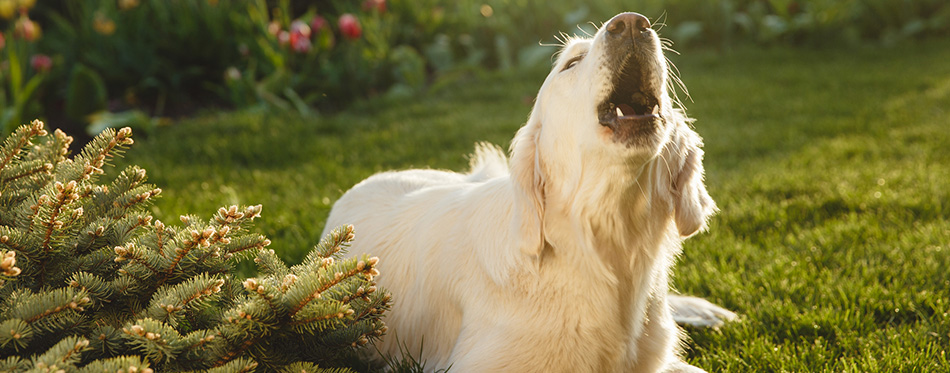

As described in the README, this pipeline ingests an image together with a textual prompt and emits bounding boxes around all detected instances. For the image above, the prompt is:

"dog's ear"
[658,115,717,238]
[509,115,546,258]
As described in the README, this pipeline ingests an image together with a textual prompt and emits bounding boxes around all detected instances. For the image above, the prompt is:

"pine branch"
[286,256,380,317]
[122,318,183,364]
[0,120,46,173]
[0,356,29,371]
[31,336,89,371]
[206,357,258,373]
[0,159,52,184]
[0,126,393,371]
[77,356,153,373]
[144,274,225,326]
[0,318,31,350]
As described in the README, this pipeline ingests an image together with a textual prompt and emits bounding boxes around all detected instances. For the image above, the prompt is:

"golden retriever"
[324,12,733,372]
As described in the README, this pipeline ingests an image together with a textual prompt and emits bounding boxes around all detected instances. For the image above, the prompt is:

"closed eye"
[561,54,585,71]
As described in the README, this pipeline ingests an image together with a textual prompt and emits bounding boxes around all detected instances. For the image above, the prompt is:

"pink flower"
[277,30,290,46]
[0,32,5,50]
[267,21,281,37]
[15,15,41,41]
[30,54,52,73]
[290,34,312,53]
[311,15,328,34]
[290,20,311,38]
[338,14,361,40]
[362,0,386,13]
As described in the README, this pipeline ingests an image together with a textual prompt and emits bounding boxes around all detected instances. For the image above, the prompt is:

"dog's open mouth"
[597,58,660,131]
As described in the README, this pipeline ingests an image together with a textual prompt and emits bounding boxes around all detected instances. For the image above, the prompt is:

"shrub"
[3,0,949,138]
[0,121,391,372]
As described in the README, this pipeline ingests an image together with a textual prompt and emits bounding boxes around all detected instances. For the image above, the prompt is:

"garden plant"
[0,122,390,372]
[0,0,946,371]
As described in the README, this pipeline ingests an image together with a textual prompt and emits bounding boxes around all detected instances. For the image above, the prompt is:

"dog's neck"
[542,154,674,261]
[538,155,676,337]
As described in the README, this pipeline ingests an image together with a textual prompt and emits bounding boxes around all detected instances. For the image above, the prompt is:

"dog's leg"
[668,294,737,328]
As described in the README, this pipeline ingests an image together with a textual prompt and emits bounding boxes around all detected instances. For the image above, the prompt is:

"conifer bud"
[117,127,133,143]
[245,205,263,219]
[243,278,259,291]
[130,325,145,335]
[282,274,298,288]
[321,257,334,267]
[367,257,379,267]
[357,261,366,271]
[207,279,224,293]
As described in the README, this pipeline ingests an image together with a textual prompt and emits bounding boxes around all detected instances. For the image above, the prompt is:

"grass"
[113,39,950,371]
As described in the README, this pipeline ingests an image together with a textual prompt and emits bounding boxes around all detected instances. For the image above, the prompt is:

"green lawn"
[116,39,950,371]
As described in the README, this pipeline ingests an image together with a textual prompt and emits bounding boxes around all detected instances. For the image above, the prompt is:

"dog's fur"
[324,13,729,372]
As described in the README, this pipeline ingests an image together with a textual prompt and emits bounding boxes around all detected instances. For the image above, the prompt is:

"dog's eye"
[561,54,585,71]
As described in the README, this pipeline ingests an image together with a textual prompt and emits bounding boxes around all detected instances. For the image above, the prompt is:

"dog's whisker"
[577,24,595,37]
[665,55,692,109]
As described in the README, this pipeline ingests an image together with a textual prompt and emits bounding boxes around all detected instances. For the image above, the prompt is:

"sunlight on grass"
[117,40,950,371]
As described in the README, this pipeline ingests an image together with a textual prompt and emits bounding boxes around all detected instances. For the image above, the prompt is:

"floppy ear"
[659,117,717,238]
[509,114,546,257]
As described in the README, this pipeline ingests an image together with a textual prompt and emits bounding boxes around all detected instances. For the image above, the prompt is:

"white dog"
[324,12,734,372]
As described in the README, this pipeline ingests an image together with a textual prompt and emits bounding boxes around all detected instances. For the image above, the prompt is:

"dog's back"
[322,145,514,367]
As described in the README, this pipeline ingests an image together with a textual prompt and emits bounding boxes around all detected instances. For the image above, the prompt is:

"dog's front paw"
[668,294,737,328]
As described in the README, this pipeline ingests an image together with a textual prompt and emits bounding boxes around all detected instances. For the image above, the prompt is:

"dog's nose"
[605,12,651,37]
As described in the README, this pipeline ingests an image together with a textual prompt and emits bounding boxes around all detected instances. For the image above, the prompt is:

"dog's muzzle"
[596,13,663,143]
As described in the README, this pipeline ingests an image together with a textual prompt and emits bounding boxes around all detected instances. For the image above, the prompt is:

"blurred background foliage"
[0,0,948,140]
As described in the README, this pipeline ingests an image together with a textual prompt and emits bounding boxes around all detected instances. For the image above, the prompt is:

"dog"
[323,12,734,372]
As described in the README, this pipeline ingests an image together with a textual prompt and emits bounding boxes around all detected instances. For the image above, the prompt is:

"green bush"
[0,121,391,372]
[2,0,947,137]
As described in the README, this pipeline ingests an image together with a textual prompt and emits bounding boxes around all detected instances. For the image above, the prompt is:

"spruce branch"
[0,126,392,371]
[0,356,29,371]
[122,318,183,364]
[76,356,153,373]
[206,357,258,373]
[31,336,89,371]
[67,272,114,307]
[0,159,52,184]
[0,120,46,173]
[0,318,31,350]
[10,288,91,327]
[144,274,226,326]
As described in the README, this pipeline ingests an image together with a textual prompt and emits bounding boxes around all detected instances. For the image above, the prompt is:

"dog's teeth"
[651,105,659,115]
[616,107,623,117]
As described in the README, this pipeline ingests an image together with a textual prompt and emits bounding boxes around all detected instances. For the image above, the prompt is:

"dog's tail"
[467,142,509,182]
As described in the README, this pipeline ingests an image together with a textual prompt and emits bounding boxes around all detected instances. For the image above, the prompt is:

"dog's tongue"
[618,104,637,116]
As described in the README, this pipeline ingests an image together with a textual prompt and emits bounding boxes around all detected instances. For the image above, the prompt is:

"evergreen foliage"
[0,121,391,372]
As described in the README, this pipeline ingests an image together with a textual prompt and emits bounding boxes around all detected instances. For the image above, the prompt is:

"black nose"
[605,12,651,37]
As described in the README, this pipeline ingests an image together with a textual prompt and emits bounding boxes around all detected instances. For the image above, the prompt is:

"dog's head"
[537,12,673,155]
[510,13,716,257]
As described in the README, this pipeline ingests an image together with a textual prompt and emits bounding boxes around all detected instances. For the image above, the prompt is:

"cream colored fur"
[324,13,731,372]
